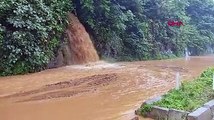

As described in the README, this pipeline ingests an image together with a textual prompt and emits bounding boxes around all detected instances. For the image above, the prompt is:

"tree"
[0,0,72,75]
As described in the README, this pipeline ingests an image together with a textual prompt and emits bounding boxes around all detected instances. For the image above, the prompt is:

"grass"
[139,67,214,116]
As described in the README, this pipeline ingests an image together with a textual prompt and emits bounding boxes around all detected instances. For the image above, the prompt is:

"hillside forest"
[0,0,214,75]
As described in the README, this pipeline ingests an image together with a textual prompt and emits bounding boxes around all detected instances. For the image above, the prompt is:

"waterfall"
[47,13,99,68]
[65,13,99,65]
[185,48,190,61]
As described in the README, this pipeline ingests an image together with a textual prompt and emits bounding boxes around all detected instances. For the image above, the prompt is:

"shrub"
[0,0,72,75]
[140,67,214,116]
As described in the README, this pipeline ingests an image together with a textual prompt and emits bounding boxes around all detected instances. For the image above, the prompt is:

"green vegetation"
[0,0,72,75]
[139,67,214,116]
[139,104,153,117]
[75,0,214,60]
[1,0,214,75]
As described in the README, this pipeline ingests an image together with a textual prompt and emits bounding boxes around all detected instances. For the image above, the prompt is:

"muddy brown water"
[65,13,99,65]
[0,56,214,120]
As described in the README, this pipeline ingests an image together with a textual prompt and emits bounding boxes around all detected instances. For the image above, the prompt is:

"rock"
[131,116,139,120]
[168,109,189,120]
[135,109,140,115]
[187,107,212,120]
[47,50,64,69]
[61,44,73,65]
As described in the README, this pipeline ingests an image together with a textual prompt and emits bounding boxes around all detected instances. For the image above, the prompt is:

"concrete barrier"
[147,106,169,120]
[138,97,214,120]
[168,109,189,120]
[204,100,214,114]
[188,107,212,120]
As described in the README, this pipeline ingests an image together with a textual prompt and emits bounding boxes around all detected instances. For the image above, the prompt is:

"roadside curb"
[136,96,214,120]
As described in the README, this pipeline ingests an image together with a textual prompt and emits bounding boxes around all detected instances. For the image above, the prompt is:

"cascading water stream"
[66,13,99,64]
[185,48,190,61]
[47,13,99,68]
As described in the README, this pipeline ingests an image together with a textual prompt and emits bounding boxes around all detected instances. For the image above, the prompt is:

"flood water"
[0,56,214,120]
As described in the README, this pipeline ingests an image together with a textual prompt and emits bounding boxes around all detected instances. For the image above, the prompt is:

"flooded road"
[0,56,214,120]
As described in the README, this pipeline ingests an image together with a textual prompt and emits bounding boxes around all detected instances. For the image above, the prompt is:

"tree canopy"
[0,0,72,75]
[1,0,214,75]
[75,0,214,60]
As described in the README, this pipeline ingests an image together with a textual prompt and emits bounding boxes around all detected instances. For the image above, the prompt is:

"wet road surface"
[0,56,214,120]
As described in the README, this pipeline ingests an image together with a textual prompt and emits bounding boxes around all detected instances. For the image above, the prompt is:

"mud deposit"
[3,74,117,102]
[0,56,214,120]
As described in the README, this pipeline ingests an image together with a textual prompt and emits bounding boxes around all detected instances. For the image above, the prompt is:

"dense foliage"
[74,0,214,60]
[1,0,214,75]
[186,0,214,55]
[139,67,214,115]
[0,0,72,75]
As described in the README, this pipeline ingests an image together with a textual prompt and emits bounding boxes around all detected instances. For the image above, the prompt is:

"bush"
[0,0,72,76]
[74,0,214,61]
[139,67,214,116]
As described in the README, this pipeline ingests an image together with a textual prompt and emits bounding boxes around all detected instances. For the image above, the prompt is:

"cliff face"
[48,13,99,68]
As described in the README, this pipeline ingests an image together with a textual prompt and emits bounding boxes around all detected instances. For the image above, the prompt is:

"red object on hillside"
[167,20,184,27]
